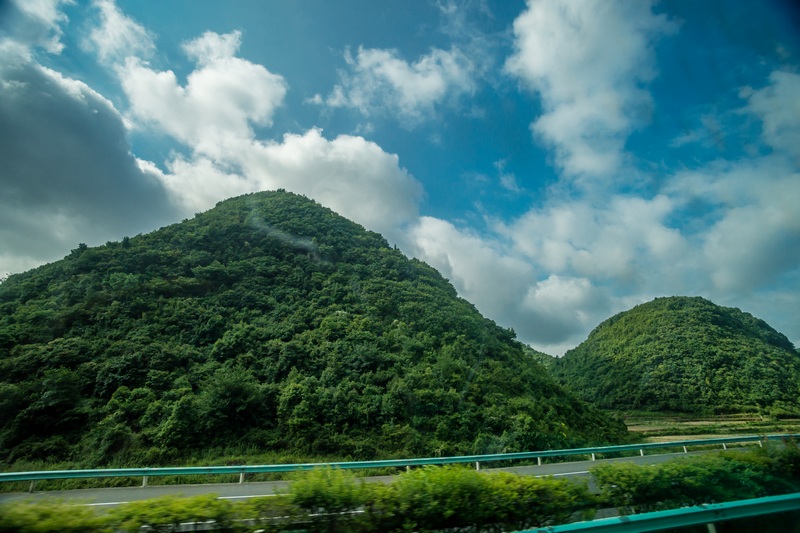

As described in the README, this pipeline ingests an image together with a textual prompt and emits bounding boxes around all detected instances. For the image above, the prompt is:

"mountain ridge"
[0,190,626,468]
[551,296,800,415]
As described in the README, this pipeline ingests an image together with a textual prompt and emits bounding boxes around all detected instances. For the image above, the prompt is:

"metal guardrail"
[1,433,797,489]
[521,492,800,532]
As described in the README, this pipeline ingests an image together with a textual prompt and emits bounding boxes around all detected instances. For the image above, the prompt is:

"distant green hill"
[552,296,800,415]
[0,191,626,468]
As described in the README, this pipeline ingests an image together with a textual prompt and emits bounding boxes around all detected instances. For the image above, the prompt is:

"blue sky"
[1,0,799,354]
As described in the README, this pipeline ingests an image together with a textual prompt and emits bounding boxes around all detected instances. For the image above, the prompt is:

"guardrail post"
[684,446,688,453]
[723,443,728,450]
[640,449,645,457]
[537,457,542,466]
[239,472,245,484]
[406,465,411,472]
[28,480,35,493]
[475,461,480,471]
[142,476,148,487]
[707,522,718,533]
[591,453,596,461]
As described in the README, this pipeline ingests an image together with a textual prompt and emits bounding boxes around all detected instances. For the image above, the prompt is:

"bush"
[592,451,798,514]
[7,453,796,532]
[360,465,593,531]
[286,467,368,532]
[108,493,234,532]
[0,500,112,532]
[481,471,596,529]
[233,496,299,533]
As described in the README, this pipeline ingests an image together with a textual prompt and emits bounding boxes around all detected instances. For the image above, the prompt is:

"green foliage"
[552,296,800,414]
[0,190,626,468]
[592,448,800,515]
[0,468,593,532]
[108,494,234,532]
[287,468,367,532]
[0,499,112,532]
[2,453,799,532]
[373,466,594,531]
[260,466,595,532]
[233,495,298,532]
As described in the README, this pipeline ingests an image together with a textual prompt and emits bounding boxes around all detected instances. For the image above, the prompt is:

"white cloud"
[243,130,423,241]
[323,45,476,127]
[505,0,678,181]
[744,70,800,158]
[521,275,611,346]
[667,158,800,294]
[182,30,241,65]
[153,129,423,244]
[0,50,174,276]
[4,0,72,54]
[86,0,154,64]
[118,31,287,156]
[409,216,536,319]
[407,215,618,353]
[495,159,520,193]
[103,22,422,244]
[502,194,686,288]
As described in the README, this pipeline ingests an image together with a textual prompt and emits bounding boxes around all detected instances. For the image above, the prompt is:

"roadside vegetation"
[2,441,799,532]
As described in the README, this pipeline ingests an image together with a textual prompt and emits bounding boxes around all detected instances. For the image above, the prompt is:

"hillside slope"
[0,191,626,467]
[552,296,800,414]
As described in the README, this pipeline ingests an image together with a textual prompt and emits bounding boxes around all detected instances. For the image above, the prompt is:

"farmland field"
[619,412,800,442]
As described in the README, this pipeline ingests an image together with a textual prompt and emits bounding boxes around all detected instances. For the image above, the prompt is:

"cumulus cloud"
[322,45,476,127]
[239,130,423,241]
[743,70,800,159]
[0,48,174,275]
[408,61,800,353]
[104,22,423,242]
[118,31,288,155]
[1,0,72,54]
[504,195,687,288]
[85,0,155,64]
[405,192,690,352]
[408,216,618,353]
[405,63,800,350]
[666,158,800,294]
[505,0,678,180]
[521,275,611,346]
[410,216,535,314]
[147,129,422,244]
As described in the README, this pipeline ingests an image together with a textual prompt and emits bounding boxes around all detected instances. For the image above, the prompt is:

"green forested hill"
[552,296,800,415]
[0,191,626,468]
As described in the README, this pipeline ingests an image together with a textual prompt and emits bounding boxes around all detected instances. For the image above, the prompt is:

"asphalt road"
[0,451,707,507]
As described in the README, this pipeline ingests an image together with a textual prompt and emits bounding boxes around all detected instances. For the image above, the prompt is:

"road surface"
[0,451,706,507]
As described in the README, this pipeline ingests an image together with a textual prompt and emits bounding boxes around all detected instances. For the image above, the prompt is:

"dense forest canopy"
[0,191,626,468]
[552,296,800,415]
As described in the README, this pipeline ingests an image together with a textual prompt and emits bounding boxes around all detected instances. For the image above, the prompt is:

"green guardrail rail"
[1,433,798,487]
[521,492,800,532]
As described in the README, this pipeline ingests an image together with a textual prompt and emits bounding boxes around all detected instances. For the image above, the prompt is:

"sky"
[1,0,799,355]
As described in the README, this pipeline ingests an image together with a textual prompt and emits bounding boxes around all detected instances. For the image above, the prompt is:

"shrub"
[108,493,234,532]
[360,465,593,531]
[0,500,112,532]
[592,452,797,514]
[287,467,368,532]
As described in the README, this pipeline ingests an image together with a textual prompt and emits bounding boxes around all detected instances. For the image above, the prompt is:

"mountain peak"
[554,296,800,414]
[0,190,626,467]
